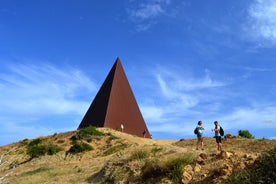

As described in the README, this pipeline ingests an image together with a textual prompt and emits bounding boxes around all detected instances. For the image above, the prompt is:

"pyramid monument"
[78,58,151,138]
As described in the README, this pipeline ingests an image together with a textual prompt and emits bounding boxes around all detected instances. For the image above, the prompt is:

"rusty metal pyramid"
[78,58,151,138]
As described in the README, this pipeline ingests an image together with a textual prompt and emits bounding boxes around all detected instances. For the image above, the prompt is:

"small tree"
[238,130,254,139]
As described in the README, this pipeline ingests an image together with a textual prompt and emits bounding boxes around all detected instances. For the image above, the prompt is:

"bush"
[78,126,104,137]
[27,138,63,158]
[28,138,43,146]
[238,130,254,139]
[67,142,93,154]
[47,144,63,155]
[27,145,47,158]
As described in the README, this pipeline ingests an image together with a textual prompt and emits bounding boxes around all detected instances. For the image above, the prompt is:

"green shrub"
[129,150,149,161]
[238,130,255,139]
[67,142,93,154]
[20,138,29,146]
[47,144,63,155]
[27,145,47,158]
[78,126,104,138]
[27,138,63,158]
[28,138,43,146]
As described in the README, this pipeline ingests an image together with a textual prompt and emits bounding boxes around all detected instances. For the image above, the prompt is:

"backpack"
[219,126,224,136]
[194,127,198,135]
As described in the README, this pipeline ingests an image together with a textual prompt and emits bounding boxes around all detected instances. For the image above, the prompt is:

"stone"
[199,153,208,159]
[182,165,194,184]
[194,163,201,172]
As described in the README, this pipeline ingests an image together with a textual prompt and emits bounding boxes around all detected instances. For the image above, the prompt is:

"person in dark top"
[212,121,222,151]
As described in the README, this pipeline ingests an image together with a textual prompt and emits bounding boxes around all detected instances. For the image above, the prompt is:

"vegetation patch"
[151,147,163,156]
[26,137,63,159]
[238,130,254,139]
[47,144,63,155]
[129,149,149,161]
[67,141,93,154]
[141,154,194,184]
[27,145,47,158]
[102,143,128,156]
[78,126,104,137]
[22,167,52,176]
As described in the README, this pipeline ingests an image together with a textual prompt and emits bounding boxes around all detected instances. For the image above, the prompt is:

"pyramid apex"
[115,57,121,63]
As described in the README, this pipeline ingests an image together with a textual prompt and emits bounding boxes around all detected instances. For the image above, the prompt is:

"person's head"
[198,120,202,125]
[214,121,218,125]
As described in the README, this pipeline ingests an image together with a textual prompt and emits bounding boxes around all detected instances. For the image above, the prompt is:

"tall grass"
[141,154,194,184]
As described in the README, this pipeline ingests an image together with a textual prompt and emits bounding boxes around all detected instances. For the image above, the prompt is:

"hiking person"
[212,121,222,151]
[195,120,205,150]
[121,123,124,132]
[142,129,147,138]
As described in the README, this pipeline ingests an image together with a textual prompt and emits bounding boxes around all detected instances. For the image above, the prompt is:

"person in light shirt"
[212,121,222,151]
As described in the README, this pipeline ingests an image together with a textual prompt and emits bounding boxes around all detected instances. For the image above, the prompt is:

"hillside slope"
[0,127,275,184]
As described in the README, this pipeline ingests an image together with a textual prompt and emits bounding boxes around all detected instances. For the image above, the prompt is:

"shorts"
[197,134,203,138]
[215,136,221,143]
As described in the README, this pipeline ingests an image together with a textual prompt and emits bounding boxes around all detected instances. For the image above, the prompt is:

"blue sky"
[1,0,276,146]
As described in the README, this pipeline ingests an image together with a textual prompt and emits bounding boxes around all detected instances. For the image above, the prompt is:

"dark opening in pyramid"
[78,58,151,138]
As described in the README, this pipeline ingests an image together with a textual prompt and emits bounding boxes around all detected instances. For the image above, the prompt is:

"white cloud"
[0,63,96,117]
[127,0,171,31]
[222,106,276,129]
[130,3,164,20]
[0,62,97,145]
[246,0,276,45]
[140,66,228,132]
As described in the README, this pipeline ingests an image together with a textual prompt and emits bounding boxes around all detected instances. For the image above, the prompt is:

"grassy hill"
[0,127,275,184]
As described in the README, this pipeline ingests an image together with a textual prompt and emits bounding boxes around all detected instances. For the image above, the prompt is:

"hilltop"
[0,127,275,184]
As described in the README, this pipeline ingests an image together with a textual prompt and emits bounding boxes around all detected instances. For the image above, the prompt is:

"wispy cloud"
[0,62,97,145]
[140,66,228,125]
[138,65,276,139]
[127,0,171,31]
[0,63,95,117]
[246,0,276,45]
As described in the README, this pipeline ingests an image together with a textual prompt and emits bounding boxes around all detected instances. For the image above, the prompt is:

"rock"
[182,165,194,184]
[194,163,201,172]
[237,162,246,170]
[224,134,235,139]
[218,151,233,159]
[199,153,208,159]
[220,163,233,176]
[182,171,193,184]
[195,156,205,165]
